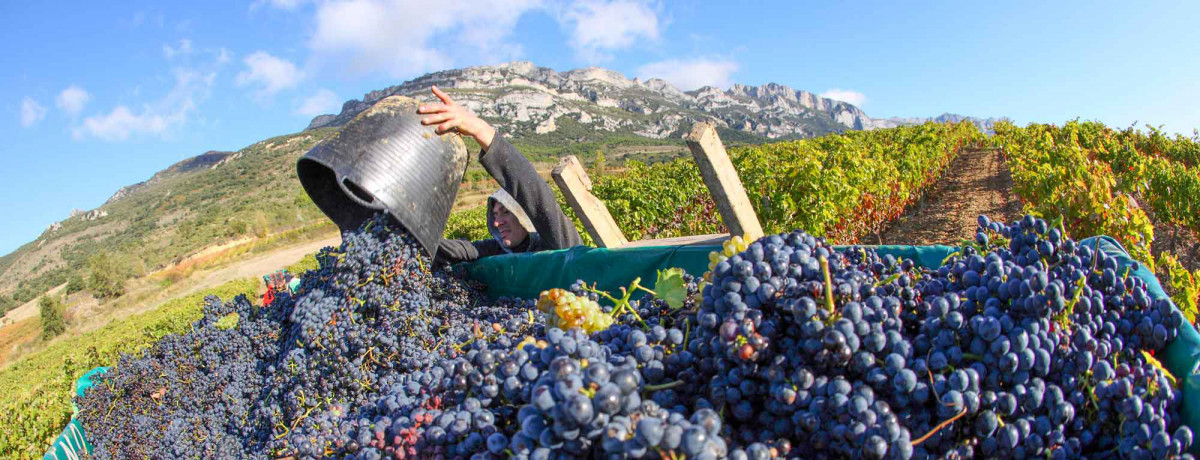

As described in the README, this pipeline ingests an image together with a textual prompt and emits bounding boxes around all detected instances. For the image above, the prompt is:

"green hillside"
[0,129,339,313]
[0,122,729,315]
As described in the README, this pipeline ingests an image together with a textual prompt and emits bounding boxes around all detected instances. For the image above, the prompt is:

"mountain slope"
[0,131,337,309]
[0,61,1000,311]
[877,113,1006,134]
[306,61,880,140]
[103,151,234,206]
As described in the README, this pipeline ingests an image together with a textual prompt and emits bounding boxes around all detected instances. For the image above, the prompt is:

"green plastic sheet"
[43,367,107,460]
[462,243,958,301]
[41,419,89,460]
[1080,237,1200,451]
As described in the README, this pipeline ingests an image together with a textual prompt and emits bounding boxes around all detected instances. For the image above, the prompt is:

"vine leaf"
[216,312,240,331]
[655,268,688,310]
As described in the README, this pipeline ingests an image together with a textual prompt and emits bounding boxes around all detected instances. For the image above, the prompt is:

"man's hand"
[418,86,498,153]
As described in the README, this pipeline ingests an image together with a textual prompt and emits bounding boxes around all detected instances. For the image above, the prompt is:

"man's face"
[493,201,529,248]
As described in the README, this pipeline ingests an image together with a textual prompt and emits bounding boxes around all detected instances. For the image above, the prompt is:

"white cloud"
[236,52,304,98]
[308,0,540,78]
[20,97,47,127]
[216,47,233,64]
[559,0,660,62]
[637,58,738,91]
[77,106,172,141]
[74,68,214,141]
[56,85,91,116]
[296,89,341,116]
[820,89,867,107]
[162,38,193,59]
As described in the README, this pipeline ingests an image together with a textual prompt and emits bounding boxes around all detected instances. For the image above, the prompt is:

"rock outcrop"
[305,61,896,140]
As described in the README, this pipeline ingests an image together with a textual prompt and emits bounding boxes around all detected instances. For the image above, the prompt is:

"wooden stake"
[552,155,629,248]
[685,122,764,242]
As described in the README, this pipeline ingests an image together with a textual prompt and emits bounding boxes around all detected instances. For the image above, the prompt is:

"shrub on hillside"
[593,149,606,175]
[86,251,128,299]
[0,294,14,316]
[253,211,271,238]
[65,274,85,295]
[38,295,65,339]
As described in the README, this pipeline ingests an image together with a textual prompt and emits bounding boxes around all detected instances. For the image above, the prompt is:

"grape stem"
[874,272,902,288]
[819,256,835,314]
[644,380,684,391]
[940,251,961,267]
[912,367,967,446]
[582,279,649,328]
[911,407,967,446]
[682,317,692,352]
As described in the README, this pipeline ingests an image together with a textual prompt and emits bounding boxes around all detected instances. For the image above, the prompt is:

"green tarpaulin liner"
[1078,236,1200,448]
[46,237,1200,456]
[462,242,959,301]
[43,366,107,460]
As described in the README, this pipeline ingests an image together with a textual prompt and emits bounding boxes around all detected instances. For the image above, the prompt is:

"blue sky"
[2,0,1198,256]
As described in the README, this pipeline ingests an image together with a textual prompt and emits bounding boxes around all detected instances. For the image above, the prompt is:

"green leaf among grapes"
[1141,350,1177,388]
[216,312,240,331]
[656,268,688,310]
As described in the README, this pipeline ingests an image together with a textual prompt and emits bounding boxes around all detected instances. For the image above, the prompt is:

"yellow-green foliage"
[591,122,984,243]
[1159,252,1200,323]
[993,121,1157,267]
[285,253,321,275]
[442,123,981,247]
[0,278,258,460]
[85,251,131,299]
[444,205,491,242]
[992,120,1200,274]
[1081,122,1200,237]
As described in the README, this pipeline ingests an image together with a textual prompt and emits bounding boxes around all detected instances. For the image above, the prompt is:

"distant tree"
[87,251,127,299]
[594,150,607,176]
[254,211,271,238]
[66,273,86,295]
[229,218,250,237]
[0,293,14,315]
[39,295,66,339]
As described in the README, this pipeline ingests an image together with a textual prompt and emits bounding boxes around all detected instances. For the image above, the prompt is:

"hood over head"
[487,189,535,252]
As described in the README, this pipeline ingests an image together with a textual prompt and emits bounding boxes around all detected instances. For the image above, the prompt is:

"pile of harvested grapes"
[77,213,1196,459]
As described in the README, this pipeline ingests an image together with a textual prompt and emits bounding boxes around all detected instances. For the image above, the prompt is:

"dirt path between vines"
[877,148,1024,246]
[72,235,342,336]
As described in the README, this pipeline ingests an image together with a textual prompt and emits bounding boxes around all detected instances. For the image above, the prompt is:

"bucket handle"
[336,173,386,210]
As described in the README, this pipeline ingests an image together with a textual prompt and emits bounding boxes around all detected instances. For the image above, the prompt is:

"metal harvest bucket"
[297,95,469,259]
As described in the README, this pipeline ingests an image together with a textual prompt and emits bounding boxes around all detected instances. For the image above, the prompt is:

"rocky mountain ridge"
[90,62,1001,220]
[306,61,895,140]
[878,113,1006,134]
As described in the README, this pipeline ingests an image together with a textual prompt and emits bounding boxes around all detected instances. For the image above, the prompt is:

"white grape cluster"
[537,288,613,334]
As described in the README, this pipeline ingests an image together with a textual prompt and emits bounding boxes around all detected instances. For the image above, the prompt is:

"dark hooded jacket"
[436,135,582,263]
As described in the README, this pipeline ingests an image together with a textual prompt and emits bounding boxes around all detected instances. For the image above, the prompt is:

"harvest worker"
[418,86,582,263]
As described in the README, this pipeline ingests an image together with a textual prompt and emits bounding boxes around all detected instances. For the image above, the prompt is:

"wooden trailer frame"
[552,122,763,248]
